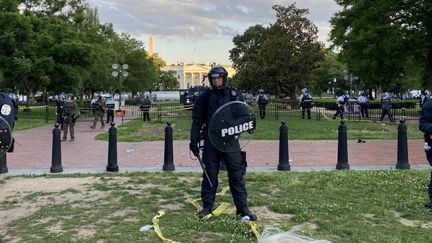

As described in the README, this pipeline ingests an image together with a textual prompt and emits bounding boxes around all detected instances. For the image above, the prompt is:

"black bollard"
[163,121,175,171]
[107,123,119,172]
[50,123,63,173]
[0,154,7,174]
[277,121,290,171]
[336,120,350,170]
[396,119,410,169]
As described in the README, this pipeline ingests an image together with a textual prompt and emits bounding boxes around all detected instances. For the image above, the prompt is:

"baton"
[195,153,213,188]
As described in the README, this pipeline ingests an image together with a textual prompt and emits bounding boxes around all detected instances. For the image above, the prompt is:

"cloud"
[87,0,340,63]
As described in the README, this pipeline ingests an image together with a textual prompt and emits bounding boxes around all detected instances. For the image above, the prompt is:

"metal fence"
[17,102,420,123]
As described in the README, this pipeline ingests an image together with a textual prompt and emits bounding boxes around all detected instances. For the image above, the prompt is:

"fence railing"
[17,102,420,123]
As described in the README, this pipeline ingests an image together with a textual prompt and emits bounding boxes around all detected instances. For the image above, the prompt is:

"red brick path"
[5,118,430,173]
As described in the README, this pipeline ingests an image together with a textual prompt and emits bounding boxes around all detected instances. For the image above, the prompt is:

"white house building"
[161,62,236,89]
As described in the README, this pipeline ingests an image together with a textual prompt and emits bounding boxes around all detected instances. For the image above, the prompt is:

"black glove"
[189,141,200,156]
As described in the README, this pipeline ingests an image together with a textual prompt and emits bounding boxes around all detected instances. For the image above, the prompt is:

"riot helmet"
[207,66,228,89]
[301,88,309,95]
[359,90,365,96]
[383,92,390,99]
[422,89,430,97]
[258,89,264,94]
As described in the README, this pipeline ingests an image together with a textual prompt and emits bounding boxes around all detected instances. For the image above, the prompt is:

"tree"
[331,0,432,92]
[311,49,346,97]
[159,71,179,90]
[230,4,323,107]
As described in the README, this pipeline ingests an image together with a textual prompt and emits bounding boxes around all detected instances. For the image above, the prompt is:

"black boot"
[237,208,257,221]
[196,207,212,219]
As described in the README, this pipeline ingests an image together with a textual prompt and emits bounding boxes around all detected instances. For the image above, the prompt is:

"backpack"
[65,102,75,117]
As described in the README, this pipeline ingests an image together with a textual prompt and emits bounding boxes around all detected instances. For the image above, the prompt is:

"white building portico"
[162,63,236,89]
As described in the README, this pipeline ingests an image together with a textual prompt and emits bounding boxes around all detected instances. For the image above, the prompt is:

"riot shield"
[208,101,256,153]
[0,116,12,156]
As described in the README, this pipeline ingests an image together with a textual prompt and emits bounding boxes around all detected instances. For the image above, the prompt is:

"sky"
[87,0,340,65]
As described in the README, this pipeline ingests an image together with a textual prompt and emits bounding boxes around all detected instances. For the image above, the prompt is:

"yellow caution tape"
[246,221,261,240]
[190,186,260,240]
[151,210,180,243]
[320,110,331,121]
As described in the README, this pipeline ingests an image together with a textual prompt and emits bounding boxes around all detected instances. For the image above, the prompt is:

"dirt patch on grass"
[251,206,294,223]
[0,177,102,237]
[392,210,432,229]
[291,222,320,232]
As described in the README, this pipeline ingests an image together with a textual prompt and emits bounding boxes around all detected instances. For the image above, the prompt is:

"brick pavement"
[3,117,430,174]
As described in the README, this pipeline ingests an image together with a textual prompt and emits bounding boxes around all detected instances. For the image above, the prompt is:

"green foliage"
[230,3,323,103]
[331,0,432,91]
[0,0,167,105]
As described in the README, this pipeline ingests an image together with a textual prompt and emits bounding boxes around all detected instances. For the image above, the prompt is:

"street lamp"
[111,63,129,109]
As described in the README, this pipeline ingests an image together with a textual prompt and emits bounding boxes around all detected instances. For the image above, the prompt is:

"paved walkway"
[3,117,430,175]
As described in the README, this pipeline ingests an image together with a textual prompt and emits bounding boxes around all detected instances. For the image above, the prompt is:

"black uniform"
[419,99,432,208]
[380,96,393,122]
[256,93,269,119]
[190,87,254,219]
[140,97,151,121]
[0,93,17,153]
[300,93,313,119]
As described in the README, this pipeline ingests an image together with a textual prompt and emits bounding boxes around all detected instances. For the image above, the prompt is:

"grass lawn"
[1,170,431,242]
[96,117,423,142]
[13,119,53,131]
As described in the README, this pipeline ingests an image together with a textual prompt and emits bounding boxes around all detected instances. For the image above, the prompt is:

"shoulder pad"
[230,89,239,97]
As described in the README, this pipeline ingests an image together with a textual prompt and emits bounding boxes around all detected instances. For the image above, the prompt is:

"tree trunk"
[289,88,299,109]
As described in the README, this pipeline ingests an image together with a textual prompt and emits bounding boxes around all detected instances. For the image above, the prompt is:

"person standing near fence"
[333,92,349,120]
[90,95,105,129]
[256,89,269,119]
[380,92,393,122]
[62,95,79,142]
[106,97,115,124]
[140,95,151,121]
[299,88,313,119]
[358,91,369,118]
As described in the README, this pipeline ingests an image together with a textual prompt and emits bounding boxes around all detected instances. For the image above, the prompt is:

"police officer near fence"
[189,66,257,221]
[256,89,269,119]
[358,91,369,118]
[62,95,79,142]
[333,91,349,120]
[380,92,393,122]
[90,95,105,129]
[106,96,115,124]
[140,95,151,121]
[299,88,313,119]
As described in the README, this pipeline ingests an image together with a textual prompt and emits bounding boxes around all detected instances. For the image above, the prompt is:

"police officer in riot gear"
[380,92,394,122]
[189,66,257,221]
[419,97,432,209]
[333,91,349,120]
[420,89,430,108]
[0,92,17,154]
[256,89,269,119]
[299,88,313,119]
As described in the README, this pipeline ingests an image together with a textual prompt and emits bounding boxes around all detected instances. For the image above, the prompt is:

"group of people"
[331,90,394,122]
[55,93,152,141]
